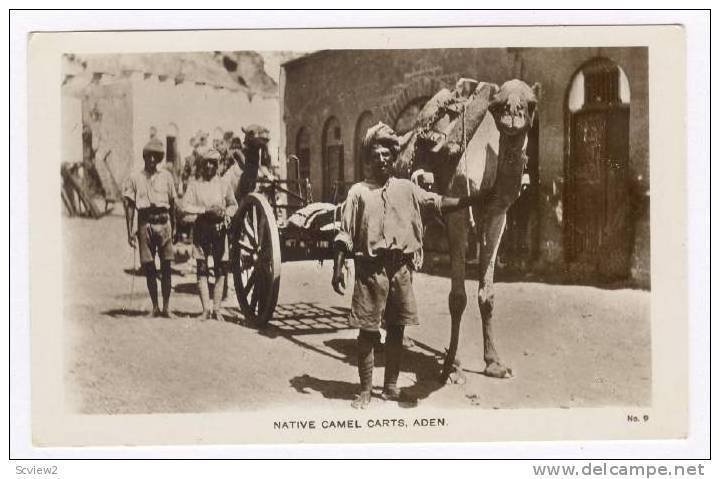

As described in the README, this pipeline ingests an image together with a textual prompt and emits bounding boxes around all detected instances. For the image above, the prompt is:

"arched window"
[294,127,311,180]
[322,117,344,202]
[393,96,430,135]
[567,59,631,112]
[353,111,374,181]
[565,57,632,278]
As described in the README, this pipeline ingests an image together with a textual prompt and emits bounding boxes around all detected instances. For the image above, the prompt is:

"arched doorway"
[353,111,374,181]
[565,57,632,279]
[393,96,430,135]
[165,122,180,185]
[294,127,311,181]
[291,127,312,202]
[322,117,344,202]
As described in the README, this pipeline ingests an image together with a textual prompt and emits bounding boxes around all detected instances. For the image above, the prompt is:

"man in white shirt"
[123,138,178,318]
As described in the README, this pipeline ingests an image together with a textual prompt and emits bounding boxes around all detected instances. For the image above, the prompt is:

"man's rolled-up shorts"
[192,218,229,263]
[137,219,174,264]
[349,254,419,331]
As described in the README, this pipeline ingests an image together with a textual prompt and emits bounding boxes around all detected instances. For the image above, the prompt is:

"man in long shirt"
[181,149,238,321]
[332,122,480,408]
[123,138,177,318]
[222,136,245,202]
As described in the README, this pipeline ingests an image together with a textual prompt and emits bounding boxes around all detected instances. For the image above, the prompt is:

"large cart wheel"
[231,193,281,326]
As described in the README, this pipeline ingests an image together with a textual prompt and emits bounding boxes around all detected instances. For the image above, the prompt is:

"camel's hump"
[447,111,500,197]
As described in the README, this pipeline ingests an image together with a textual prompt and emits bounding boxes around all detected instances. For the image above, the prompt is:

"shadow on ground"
[123,266,187,277]
[229,302,448,407]
[102,308,202,319]
[421,252,647,290]
[174,282,199,295]
[224,302,354,362]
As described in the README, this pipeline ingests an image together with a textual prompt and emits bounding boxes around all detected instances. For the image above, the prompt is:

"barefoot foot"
[381,385,401,401]
[351,391,372,409]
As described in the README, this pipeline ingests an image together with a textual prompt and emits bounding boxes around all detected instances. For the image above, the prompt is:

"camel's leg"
[477,211,513,378]
[440,210,468,384]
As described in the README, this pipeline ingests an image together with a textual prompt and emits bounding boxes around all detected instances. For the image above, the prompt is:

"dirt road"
[64,215,650,414]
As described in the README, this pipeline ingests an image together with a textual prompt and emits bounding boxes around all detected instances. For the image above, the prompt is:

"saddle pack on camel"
[394,78,496,182]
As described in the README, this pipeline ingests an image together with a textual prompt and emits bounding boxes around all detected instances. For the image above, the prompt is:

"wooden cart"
[230,177,343,326]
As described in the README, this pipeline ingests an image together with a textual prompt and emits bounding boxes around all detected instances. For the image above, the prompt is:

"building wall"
[61,96,83,165]
[517,47,649,284]
[283,49,517,200]
[64,74,281,195]
[130,74,281,176]
[80,81,134,197]
[282,48,649,286]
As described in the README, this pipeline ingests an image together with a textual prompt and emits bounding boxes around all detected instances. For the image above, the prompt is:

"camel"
[394,78,539,383]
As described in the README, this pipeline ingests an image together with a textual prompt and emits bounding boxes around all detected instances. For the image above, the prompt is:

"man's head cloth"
[361,122,400,162]
[142,138,165,160]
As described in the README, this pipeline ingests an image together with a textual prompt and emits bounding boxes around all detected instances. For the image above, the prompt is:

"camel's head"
[489,79,539,137]
[241,124,273,170]
[242,124,270,152]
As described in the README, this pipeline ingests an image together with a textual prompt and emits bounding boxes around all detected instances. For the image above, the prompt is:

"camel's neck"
[498,132,526,162]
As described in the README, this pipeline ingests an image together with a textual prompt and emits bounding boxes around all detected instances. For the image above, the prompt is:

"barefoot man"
[123,138,178,317]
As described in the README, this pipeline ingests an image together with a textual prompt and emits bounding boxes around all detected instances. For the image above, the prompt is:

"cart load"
[286,202,340,235]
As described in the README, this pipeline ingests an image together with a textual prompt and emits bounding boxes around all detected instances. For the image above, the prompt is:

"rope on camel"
[462,103,477,230]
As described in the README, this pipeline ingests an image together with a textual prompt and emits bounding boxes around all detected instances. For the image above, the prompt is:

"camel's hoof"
[441,360,466,385]
[446,369,467,385]
[484,362,514,379]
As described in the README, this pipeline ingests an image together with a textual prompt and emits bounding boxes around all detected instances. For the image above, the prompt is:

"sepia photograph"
[60,47,651,414]
[20,21,693,450]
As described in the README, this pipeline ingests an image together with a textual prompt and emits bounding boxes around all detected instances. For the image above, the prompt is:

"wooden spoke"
[237,238,254,252]
[244,264,255,281]
[251,205,259,240]
[257,212,267,248]
[245,269,256,294]
[243,215,256,245]
[250,287,259,312]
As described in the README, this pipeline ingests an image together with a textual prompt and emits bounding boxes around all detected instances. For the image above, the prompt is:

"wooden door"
[567,104,631,278]
[323,144,344,202]
[322,118,344,203]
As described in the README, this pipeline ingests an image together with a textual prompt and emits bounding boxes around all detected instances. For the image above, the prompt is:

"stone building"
[61,52,281,200]
[281,48,649,286]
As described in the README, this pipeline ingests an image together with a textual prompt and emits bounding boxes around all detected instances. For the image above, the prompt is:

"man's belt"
[138,207,170,225]
[358,249,414,267]
[198,212,226,224]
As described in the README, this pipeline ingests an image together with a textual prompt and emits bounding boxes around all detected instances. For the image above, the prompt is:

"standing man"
[181,149,238,321]
[218,136,244,302]
[331,122,480,408]
[123,138,178,318]
[222,136,244,202]
[181,130,209,195]
[237,125,271,197]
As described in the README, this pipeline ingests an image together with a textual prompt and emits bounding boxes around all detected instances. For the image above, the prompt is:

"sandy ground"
[64,215,651,414]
